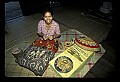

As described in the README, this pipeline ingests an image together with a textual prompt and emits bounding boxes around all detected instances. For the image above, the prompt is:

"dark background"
[5,0,110,15]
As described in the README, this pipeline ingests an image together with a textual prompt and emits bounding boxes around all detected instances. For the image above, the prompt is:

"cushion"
[16,45,55,76]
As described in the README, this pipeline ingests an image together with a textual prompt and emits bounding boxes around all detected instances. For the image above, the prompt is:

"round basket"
[75,38,101,52]
[12,47,23,59]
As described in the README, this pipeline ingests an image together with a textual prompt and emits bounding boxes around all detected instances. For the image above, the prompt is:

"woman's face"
[43,12,53,25]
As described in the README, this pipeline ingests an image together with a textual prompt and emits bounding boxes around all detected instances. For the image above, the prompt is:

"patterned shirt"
[38,20,61,36]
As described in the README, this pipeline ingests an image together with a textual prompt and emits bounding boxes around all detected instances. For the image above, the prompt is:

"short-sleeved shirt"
[38,20,61,36]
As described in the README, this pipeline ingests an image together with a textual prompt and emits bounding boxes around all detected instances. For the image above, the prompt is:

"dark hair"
[42,8,53,17]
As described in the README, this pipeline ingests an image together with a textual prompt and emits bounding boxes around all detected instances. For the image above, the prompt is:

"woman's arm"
[48,34,61,40]
[53,34,61,39]
[37,32,44,38]
[37,32,49,40]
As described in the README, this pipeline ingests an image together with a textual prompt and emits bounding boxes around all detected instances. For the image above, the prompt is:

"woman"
[37,8,63,50]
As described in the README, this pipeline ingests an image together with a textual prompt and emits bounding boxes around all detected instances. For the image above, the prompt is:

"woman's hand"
[49,35,54,40]
[43,34,49,40]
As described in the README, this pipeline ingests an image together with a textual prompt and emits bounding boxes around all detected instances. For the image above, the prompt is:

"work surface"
[9,29,106,77]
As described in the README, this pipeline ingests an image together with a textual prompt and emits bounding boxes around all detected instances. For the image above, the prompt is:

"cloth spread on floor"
[14,29,105,77]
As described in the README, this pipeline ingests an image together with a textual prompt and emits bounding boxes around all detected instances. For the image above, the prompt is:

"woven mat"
[41,29,106,78]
